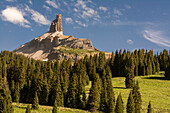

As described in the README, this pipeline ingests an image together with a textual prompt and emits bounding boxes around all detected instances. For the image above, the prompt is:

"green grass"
[14,72,170,113]
[13,103,89,113]
[112,72,170,113]
[58,46,99,56]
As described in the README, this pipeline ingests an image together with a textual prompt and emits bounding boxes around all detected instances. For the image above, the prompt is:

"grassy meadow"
[14,72,170,113]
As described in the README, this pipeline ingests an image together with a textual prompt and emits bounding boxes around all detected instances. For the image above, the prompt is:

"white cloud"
[46,0,59,9]
[75,20,88,27]
[114,8,123,16]
[65,17,73,24]
[43,5,51,11]
[25,6,50,25]
[113,20,153,26]
[6,0,16,2]
[99,6,107,12]
[125,5,131,9]
[74,8,78,12]
[75,0,99,19]
[29,0,32,5]
[127,40,133,45]
[143,29,170,47]
[0,6,30,28]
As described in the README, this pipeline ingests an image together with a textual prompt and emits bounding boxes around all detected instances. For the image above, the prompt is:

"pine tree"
[25,104,31,113]
[132,81,142,113]
[66,73,78,108]
[147,101,152,113]
[52,100,58,113]
[32,91,39,109]
[87,73,101,112]
[125,54,135,88]
[127,91,135,113]
[0,77,14,113]
[115,93,124,113]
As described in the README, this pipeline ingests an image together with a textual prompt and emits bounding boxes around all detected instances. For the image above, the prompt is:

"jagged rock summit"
[14,14,96,61]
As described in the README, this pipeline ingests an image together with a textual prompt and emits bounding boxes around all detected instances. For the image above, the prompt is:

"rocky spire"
[49,14,63,35]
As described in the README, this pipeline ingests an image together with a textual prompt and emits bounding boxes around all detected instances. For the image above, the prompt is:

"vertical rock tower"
[49,14,63,35]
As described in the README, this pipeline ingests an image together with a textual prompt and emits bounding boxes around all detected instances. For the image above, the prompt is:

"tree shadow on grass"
[113,87,126,89]
[14,106,26,109]
[142,76,170,80]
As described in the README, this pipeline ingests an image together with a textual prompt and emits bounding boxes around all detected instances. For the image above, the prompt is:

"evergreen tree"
[147,101,152,113]
[87,73,101,112]
[0,77,14,113]
[52,100,58,113]
[66,73,78,108]
[32,91,39,109]
[132,81,142,113]
[115,93,124,113]
[25,104,31,113]
[125,54,135,88]
[127,91,135,113]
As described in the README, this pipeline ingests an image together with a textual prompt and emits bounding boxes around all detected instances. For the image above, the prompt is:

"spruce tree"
[147,101,152,113]
[115,93,124,113]
[132,81,142,113]
[66,73,78,108]
[0,77,14,113]
[52,100,58,113]
[32,91,39,109]
[127,91,135,113]
[125,54,135,88]
[87,73,101,112]
[25,104,31,113]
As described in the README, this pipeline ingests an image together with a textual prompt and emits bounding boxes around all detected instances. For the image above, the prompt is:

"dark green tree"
[25,104,31,113]
[127,91,135,113]
[0,77,14,113]
[132,81,142,113]
[147,101,152,113]
[87,73,101,112]
[32,91,39,109]
[115,93,124,113]
[52,100,58,113]
[125,54,135,88]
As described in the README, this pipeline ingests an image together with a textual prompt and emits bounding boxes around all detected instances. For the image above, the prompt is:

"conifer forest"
[0,49,170,113]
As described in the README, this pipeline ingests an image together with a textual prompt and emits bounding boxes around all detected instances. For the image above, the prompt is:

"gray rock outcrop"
[14,14,95,61]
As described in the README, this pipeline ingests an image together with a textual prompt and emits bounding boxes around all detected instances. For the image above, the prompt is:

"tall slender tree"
[127,91,135,113]
[115,93,124,113]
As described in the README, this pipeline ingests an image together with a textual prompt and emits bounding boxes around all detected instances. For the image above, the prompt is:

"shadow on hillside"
[14,106,26,109]
[113,87,126,89]
[142,76,170,80]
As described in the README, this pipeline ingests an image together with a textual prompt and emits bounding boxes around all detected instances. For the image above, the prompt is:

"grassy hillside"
[13,72,170,113]
[112,72,170,113]
[13,103,90,113]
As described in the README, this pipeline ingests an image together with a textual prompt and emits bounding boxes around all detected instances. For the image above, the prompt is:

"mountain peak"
[14,14,99,61]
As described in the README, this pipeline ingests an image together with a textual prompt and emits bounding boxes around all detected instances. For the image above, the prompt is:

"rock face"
[14,14,95,61]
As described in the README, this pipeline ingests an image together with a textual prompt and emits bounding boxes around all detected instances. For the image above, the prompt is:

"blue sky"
[0,0,170,53]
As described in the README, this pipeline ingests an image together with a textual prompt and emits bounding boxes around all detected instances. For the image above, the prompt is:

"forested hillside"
[0,49,170,113]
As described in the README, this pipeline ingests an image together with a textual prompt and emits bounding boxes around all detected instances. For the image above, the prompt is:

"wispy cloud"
[143,29,170,47]
[65,17,73,24]
[113,20,153,26]
[46,0,59,9]
[125,5,131,9]
[29,0,32,5]
[75,0,100,20]
[127,39,133,45]
[25,6,50,25]
[43,5,51,11]
[75,20,88,27]
[99,6,107,12]
[0,6,30,28]
[114,8,123,16]
[6,0,16,2]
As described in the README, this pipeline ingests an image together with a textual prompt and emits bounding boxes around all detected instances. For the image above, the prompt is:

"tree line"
[0,49,169,112]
